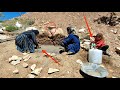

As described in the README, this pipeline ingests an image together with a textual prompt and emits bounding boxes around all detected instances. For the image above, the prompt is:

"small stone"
[67,71,70,74]
[50,53,56,57]
[27,74,35,78]
[112,76,117,78]
[115,47,120,54]
[22,53,28,55]
[117,35,120,40]
[17,57,23,61]
[13,69,19,74]
[78,28,85,33]
[48,68,59,74]
[11,60,20,65]
[24,56,31,62]
[110,30,117,34]
[30,64,36,71]
[22,63,28,68]
[23,54,30,59]
[76,59,83,66]
[99,64,105,68]
[31,67,43,76]
[110,30,114,32]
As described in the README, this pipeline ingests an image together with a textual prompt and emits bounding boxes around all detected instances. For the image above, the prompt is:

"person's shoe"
[59,49,65,54]
[103,51,111,57]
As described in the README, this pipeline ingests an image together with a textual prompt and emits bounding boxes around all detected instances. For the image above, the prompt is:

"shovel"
[42,50,62,66]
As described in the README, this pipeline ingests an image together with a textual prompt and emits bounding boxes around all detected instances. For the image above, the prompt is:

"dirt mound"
[37,33,65,45]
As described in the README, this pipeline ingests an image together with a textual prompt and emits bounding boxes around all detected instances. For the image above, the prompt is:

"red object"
[94,39,106,49]
[83,16,93,37]
[42,50,60,65]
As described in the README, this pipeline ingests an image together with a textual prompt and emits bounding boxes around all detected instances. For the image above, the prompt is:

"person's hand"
[35,45,39,49]
[90,37,94,42]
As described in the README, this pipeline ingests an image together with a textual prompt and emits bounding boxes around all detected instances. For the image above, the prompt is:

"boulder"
[48,68,59,74]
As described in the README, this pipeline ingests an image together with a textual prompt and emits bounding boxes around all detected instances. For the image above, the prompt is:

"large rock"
[31,67,43,76]
[48,68,59,74]
[30,64,36,71]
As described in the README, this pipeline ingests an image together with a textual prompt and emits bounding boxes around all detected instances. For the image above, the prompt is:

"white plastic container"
[88,48,102,64]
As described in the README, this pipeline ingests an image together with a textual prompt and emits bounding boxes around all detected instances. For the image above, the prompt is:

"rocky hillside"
[20,12,120,59]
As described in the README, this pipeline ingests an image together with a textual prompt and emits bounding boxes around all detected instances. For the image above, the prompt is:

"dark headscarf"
[67,27,76,34]
[31,30,39,35]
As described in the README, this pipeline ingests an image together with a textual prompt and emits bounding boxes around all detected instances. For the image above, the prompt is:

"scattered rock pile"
[94,12,120,26]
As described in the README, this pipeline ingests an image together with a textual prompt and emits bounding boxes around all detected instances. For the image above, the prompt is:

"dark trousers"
[99,45,109,52]
[99,45,110,56]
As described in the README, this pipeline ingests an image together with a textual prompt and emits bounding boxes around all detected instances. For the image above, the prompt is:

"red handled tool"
[83,15,93,37]
[42,50,61,65]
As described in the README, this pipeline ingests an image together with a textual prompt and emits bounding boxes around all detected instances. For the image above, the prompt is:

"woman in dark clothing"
[60,27,80,55]
[15,30,39,53]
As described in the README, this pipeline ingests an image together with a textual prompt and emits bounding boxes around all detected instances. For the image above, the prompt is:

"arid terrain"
[0,12,120,78]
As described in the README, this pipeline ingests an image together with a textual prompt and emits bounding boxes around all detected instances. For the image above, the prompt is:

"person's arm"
[63,34,72,45]
[31,32,38,47]
[96,40,104,48]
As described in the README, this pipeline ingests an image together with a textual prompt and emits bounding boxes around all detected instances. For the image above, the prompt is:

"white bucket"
[88,48,102,64]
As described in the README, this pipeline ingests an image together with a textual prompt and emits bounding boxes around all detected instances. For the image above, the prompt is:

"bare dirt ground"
[0,40,120,78]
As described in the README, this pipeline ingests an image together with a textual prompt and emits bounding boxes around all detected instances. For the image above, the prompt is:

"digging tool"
[42,50,61,66]
[83,15,93,37]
